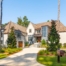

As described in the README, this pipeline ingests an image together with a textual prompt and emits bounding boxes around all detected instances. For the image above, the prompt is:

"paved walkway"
[0,47,45,66]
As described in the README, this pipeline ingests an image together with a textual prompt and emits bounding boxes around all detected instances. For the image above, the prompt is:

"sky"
[2,0,66,26]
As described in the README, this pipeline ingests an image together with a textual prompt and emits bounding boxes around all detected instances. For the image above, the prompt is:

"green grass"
[0,53,7,59]
[37,56,66,66]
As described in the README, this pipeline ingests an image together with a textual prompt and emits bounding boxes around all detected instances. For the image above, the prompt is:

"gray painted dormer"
[14,30,22,40]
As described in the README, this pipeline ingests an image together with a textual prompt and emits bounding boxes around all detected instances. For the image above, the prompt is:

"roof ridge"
[35,21,51,25]
[8,21,27,29]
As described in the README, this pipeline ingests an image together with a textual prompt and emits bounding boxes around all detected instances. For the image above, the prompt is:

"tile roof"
[32,20,66,32]
[4,21,27,34]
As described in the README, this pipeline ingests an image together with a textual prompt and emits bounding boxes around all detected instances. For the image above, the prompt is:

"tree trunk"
[0,0,3,52]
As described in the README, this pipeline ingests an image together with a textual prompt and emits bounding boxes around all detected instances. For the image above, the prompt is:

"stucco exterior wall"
[3,34,8,47]
[27,23,35,35]
[59,32,66,44]
[25,35,28,41]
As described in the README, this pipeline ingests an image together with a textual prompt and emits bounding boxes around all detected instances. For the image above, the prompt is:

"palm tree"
[0,0,3,52]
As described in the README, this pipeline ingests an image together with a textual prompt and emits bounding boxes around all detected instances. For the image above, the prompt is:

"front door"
[18,41,23,47]
[37,37,41,42]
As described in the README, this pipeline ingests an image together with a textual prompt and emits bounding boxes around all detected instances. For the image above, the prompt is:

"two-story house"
[3,20,66,48]
[27,20,66,45]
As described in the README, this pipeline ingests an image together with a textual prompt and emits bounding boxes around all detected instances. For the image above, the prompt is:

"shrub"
[41,39,46,45]
[45,50,49,55]
[58,43,62,48]
[25,41,29,46]
[63,43,66,48]
[5,48,22,54]
[38,50,56,56]
[0,49,5,53]
[38,50,45,55]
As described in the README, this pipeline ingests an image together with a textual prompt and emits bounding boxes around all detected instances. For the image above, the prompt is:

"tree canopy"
[47,20,60,51]
[7,27,16,48]
[17,16,30,27]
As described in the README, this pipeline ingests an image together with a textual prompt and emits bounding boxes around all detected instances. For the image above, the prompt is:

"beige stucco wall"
[3,34,8,47]
[59,32,66,44]
[25,35,28,41]
[27,23,35,36]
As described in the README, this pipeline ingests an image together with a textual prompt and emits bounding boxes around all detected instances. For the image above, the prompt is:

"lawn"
[37,56,66,66]
[0,53,7,59]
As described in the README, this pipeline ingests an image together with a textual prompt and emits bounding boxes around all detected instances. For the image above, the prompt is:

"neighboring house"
[3,22,27,48]
[27,20,66,45]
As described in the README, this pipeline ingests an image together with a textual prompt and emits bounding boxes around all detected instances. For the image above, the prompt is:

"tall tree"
[7,27,16,48]
[2,23,7,27]
[23,16,30,27]
[0,0,3,52]
[17,17,22,25]
[17,16,30,27]
[47,20,60,51]
[47,20,50,22]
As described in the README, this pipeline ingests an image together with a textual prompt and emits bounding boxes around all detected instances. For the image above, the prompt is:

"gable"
[27,22,35,35]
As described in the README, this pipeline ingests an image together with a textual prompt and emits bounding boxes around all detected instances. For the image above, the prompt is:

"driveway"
[0,47,45,66]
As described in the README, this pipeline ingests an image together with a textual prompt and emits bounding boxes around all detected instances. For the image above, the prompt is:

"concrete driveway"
[0,47,45,66]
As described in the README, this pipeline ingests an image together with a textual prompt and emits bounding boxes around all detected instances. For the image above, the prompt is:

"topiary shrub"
[48,20,60,51]
[63,43,66,48]
[25,41,29,46]
[7,27,16,48]
[41,39,46,45]
[38,50,45,55]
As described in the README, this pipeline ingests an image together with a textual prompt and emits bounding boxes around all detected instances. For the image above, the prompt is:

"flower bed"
[37,50,56,56]
[37,50,66,66]
[0,48,22,59]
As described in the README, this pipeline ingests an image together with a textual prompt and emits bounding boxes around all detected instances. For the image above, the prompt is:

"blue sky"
[3,0,66,26]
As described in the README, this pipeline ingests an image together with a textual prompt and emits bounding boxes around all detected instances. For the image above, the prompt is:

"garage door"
[18,41,23,47]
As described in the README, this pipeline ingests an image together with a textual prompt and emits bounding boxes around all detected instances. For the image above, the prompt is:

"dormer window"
[29,29,32,33]
[37,30,40,33]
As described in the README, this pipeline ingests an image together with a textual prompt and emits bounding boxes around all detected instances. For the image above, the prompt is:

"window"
[29,29,32,33]
[15,30,21,39]
[42,26,46,37]
[37,30,40,33]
